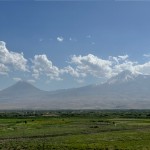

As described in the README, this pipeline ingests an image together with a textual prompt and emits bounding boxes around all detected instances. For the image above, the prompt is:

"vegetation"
[0,110,150,149]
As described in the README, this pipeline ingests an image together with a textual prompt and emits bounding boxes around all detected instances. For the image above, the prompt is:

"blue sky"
[1,1,150,91]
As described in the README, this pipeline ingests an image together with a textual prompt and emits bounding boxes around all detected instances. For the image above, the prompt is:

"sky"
[1,1,150,91]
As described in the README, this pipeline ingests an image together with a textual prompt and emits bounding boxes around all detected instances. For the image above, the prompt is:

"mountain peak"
[13,80,35,88]
[106,70,140,84]
[1,80,42,95]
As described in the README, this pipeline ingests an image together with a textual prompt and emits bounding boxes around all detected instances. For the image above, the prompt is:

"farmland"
[0,110,150,149]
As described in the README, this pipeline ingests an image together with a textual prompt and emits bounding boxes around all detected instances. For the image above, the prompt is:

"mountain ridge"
[1,71,150,109]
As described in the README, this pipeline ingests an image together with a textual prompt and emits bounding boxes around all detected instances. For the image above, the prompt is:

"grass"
[0,110,150,149]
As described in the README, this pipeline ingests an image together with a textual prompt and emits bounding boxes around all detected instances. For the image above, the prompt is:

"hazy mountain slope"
[0,81,48,109]
[43,71,150,109]
[1,81,42,95]
[0,71,150,109]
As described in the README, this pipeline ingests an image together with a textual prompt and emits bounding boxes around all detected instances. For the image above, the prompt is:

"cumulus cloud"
[30,53,150,82]
[0,41,28,72]
[109,55,129,64]
[118,55,129,60]
[57,36,64,42]
[32,54,61,80]
[2,39,150,84]
[69,54,112,78]
[135,62,150,75]
[64,54,148,80]
[0,63,9,75]
[112,60,138,75]
[62,65,86,78]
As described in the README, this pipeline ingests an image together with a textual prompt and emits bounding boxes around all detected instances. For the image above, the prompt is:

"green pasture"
[0,111,150,149]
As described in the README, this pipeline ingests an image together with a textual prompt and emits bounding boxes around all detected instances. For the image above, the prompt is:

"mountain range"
[0,70,150,109]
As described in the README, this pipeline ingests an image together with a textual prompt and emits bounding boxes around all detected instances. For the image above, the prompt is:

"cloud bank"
[1,41,150,83]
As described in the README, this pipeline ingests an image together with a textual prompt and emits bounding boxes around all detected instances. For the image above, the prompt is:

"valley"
[0,110,150,150]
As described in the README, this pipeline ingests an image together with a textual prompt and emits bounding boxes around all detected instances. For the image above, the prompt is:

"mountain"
[1,81,42,95]
[1,71,150,109]
[0,81,47,109]
[106,70,139,84]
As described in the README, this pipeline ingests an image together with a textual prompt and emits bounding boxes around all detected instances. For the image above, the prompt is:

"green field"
[0,110,150,150]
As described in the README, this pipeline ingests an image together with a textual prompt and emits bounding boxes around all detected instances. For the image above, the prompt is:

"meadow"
[0,110,150,150]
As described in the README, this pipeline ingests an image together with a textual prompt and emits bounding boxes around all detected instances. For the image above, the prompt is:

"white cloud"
[107,55,150,77]
[109,55,129,64]
[2,40,150,84]
[64,54,144,80]
[57,36,64,42]
[118,55,129,60]
[143,54,150,57]
[0,41,28,72]
[62,65,86,78]
[0,63,9,75]
[112,60,138,75]
[32,54,61,80]
[69,54,112,78]
[30,53,150,82]
[134,62,150,75]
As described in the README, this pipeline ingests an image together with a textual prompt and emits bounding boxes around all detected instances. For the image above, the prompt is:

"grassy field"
[0,110,150,149]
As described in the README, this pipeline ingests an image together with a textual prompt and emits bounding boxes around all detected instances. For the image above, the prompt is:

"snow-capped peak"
[106,70,140,84]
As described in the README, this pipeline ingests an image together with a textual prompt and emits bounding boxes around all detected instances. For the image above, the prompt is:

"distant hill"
[1,71,150,109]
[1,81,42,95]
[0,81,47,109]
